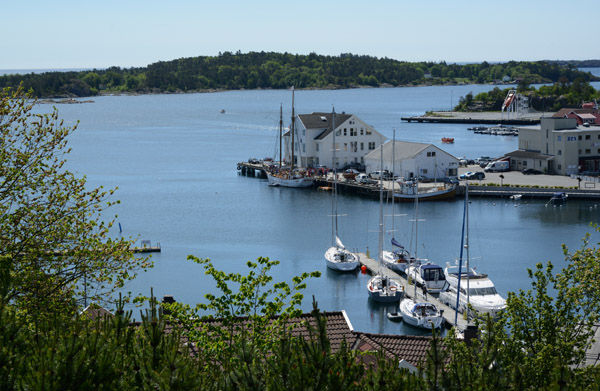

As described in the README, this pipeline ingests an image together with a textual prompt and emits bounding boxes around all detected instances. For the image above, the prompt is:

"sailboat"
[266,88,314,188]
[367,142,403,302]
[382,129,416,274]
[439,183,507,320]
[397,271,445,329]
[325,108,359,272]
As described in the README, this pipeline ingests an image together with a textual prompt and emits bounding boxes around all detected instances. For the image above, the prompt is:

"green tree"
[0,86,152,321]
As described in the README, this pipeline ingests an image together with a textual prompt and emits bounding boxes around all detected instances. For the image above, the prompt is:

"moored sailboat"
[266,89,314,188]
[325,108,359,272]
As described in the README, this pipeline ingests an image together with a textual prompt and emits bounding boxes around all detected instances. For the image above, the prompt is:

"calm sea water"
[32,83,600,336]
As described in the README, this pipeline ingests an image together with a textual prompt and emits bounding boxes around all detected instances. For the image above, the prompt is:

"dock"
[357,252,470,331]
[401,110,551,125]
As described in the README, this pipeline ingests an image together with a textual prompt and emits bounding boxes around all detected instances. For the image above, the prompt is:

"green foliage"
[1,54,597,98]
[0,86,152,321]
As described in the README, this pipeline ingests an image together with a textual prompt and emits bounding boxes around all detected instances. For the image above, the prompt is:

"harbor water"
[33,75,600,335]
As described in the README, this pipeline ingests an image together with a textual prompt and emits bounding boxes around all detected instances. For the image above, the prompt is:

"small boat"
[398,298,444,330]
[394,180,457,201]
[367,141,403,303]
[509,194,522,200]
[220,109,225,113]
[441,137,454,143]
[342,168,359,180]
[386,311,403,321]
[549,192,568,205]
[382,238,416,274]
[407,262,447,294]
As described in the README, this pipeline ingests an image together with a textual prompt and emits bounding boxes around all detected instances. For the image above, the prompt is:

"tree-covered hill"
[1,51,598,98]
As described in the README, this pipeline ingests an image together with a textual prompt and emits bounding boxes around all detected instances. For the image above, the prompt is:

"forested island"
[0,51,598,99]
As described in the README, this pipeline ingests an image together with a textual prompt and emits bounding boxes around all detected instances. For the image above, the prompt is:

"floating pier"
[357,252,470,331]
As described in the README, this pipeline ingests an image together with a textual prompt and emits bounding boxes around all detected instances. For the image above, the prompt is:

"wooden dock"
[357,252,470,331]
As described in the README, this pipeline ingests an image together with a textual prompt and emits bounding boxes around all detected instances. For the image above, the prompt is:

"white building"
[286,112,386,169]
[364,141,459,180]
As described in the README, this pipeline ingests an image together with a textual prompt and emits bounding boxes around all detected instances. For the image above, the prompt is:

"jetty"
[357,252,470,331]
[401,110,552,125]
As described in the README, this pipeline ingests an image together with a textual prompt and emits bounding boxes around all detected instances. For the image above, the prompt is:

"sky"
[2,0,599,70]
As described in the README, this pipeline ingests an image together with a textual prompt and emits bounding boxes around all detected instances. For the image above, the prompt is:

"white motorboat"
[367,140,403,303]
[325,109,359,272]
[439,182,506,319]
[406,262,447,294]
[440,264,506,319]
[398,297,444,330]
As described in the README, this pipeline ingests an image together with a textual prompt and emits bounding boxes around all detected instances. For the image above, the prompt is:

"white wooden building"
[286,112,386,169]
[363,141,459,180]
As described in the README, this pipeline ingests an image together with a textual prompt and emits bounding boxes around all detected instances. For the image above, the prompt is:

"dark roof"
[505,150,554,160]
[553,108,598,118]
[297,112,353,140]
[81,304,113,321]
[352,332,435,369]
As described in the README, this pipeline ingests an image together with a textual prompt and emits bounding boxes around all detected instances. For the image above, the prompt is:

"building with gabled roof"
[363,140,459,180]
[290,112,386,169]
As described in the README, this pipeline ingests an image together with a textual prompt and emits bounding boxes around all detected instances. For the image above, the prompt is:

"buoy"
[361,265,367,274]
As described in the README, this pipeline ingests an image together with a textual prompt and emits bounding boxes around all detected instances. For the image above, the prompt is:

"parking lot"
[458,165,596,189]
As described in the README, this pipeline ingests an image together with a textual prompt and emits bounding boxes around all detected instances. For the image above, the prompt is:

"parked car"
[522,168,542,175]
[459,171,474,180]
[357,173,376,184]
[466,172,486,180]
[369,170,392,180]
[484,161,509,172]
[440,177,459,185]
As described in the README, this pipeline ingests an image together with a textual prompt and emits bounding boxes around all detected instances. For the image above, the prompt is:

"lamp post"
[499,174,504,187]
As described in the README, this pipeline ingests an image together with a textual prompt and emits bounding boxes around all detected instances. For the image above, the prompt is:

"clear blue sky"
[2,0,598,70]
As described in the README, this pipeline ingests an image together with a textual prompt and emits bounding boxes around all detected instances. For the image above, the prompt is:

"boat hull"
[367,275,403,303]
[325,247,359,271]
[394,185,457,201]
[266,172,314,188]
[399,299,444,330]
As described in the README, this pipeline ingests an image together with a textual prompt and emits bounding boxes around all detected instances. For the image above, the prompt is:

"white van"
[484,161,509,172]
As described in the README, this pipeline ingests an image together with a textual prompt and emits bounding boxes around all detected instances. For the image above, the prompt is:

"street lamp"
[499,174,504,187]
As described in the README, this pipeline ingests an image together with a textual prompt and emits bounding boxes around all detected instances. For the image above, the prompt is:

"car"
[356,173,376,184]
[466,171,485,180]
[369,170,392,180]
[522,168,542,175]
[440,177,459,185]
[459,171,474,180]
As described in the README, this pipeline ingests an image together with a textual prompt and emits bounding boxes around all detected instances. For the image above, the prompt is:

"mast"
[454,182,468,325]
[331,107,338,245]
[290,87,295,170]
[391,129,396,239]
[378,141,384,270]
[279,104,283,168]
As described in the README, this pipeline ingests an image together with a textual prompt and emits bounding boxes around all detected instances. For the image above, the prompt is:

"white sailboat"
[367,142,403,302]
[266,88,314,188]
[325,108,359,272]
[382,129,416,274]
[439,183,507,319]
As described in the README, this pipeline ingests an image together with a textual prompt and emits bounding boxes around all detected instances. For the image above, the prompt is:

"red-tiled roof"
[352,332,434,369]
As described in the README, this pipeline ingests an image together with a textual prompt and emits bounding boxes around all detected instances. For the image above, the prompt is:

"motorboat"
[398,297,444,330]
[549,192,568,205]
[440,261,506,319]
[406,262,447,294]
[438,182,506,320]
[441,137,454,143]
[325,107,359,272]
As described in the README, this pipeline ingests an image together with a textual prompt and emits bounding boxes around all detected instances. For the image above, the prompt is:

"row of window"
[557,148,600,156]
[316,142,376,152]
[557,134,600,141]
[335,128,373,137]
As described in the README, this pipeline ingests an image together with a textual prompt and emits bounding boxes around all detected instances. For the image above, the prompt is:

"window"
[558,164,562,170]
[422,169,428,174]
[344,143,348,151]
[360,142,364,151]
[336,130,341,136]
[368,142,375,150]
[523,161,528,167]
[302,128,306,136]
[302,144,305,153]
[586,149,591,154]
[350,128,357,136]
[316,144,319,152]
[557,135,562,141]
[343,128,347,136]
[586,135,591,140]
[427,151,436,157]
[366,129,372,135]
[578,135,582,140]
[558,150,562,155]
[360,128,364,135]
[350,141,357,152]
